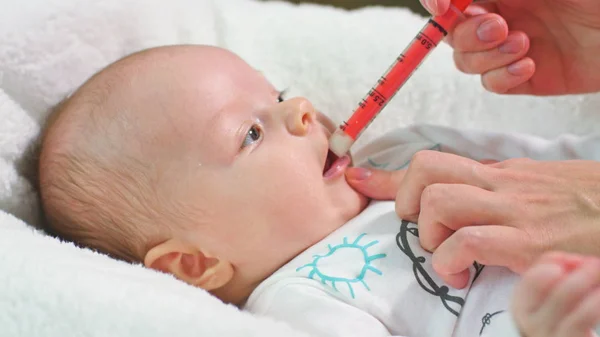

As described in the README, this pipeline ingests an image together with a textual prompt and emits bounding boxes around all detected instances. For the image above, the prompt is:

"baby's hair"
[38,70,170,264]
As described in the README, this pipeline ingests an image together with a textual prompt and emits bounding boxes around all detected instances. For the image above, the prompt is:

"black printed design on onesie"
[479,310,505,335]
[395,220,485,317]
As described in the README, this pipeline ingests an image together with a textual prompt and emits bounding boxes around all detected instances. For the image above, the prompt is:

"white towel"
[1,0,599,336]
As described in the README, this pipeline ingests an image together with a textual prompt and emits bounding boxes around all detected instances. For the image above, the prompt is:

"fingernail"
[477,19,504,42]
[499,35,524,54]
[507,59,532,76]
[346,167,372,181]
[424,0,439,15]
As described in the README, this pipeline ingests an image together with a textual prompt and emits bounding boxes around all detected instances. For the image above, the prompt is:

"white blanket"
[1,0,599,336]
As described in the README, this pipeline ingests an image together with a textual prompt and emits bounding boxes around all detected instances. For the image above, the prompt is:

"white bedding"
[1,0,599,335]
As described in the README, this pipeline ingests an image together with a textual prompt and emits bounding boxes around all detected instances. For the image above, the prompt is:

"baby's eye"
[241,124,263,149]
[277,90,287,103]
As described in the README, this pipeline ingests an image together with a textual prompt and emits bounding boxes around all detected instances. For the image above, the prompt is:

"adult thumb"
[345,167,406,200]
[421,0,450,16]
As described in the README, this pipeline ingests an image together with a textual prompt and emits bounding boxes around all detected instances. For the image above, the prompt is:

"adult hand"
[511,251,600,337]
[345,151,600,289]
[421,0,600,95]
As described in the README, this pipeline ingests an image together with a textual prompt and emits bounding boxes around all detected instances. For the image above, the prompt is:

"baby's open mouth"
[323,150,336,175]
[323,150,351,179]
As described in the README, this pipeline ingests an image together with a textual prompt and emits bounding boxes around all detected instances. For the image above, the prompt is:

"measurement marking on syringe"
[329,0,472,157]
[418,33,438,47]
[369,90,387,100]
[418,34,437,45]
[371,89,386,98]
[428,19,448,35]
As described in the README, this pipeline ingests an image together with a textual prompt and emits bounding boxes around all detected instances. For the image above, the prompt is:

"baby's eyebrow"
[252,68,282,93]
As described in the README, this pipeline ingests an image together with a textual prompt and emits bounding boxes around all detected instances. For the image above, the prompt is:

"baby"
[38,45,600,337]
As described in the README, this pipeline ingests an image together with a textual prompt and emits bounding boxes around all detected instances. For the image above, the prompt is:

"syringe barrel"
[329,3,467,157]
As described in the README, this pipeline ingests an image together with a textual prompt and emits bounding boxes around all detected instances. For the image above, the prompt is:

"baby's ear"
[144,239,234,291]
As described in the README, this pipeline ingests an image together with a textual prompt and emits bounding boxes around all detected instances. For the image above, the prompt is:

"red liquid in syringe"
[328,0,472,157]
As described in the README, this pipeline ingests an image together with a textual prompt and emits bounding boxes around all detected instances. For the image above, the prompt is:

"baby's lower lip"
[323,155,351,179]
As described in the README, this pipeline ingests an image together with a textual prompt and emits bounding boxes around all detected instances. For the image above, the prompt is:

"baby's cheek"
[335,178,369,216]
[316,111,337,133]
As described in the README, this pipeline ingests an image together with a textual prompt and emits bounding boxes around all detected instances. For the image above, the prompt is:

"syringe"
[329,0,474,157]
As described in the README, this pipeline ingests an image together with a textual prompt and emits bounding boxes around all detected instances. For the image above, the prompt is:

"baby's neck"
[210,277,262,307]
[211,256,301,306]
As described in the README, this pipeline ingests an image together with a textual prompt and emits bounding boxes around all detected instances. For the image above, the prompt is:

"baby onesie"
[244,198,520,337]
[244,124,600,337]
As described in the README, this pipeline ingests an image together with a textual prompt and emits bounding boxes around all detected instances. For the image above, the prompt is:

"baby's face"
[135,47,368,284]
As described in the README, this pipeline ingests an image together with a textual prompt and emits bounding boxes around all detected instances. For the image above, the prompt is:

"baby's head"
[39,45,368,304]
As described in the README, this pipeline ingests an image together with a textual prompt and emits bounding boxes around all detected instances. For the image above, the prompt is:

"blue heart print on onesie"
[296,233,386,299]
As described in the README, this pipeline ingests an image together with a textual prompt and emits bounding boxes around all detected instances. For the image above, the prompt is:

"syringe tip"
[328,129,355,158]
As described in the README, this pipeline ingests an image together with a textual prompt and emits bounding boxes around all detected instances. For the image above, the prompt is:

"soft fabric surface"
[0,0,599,335]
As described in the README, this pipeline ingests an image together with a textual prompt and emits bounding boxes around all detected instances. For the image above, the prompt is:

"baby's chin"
[346,157,370,212]
[335,177,370,223]
[355,188,370,215]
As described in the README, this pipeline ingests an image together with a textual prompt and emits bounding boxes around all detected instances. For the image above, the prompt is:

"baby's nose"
[285,98,316,136]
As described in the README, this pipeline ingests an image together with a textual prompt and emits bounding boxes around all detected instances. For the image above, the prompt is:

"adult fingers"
[345,167,406,200]
[395,150,493,221]
[511,261,565,318]
[481,57,536,94]
[534,251,588,273]
[537,258,600,330]
[557,286,600,337]
[454,31,530,74]
[447,13,508,52]
[417,183,515,252]
[464,1,499,16]
[346,154,498,204]
[420,0,450,16]
[431,225,532,289]
[486,157,536,169]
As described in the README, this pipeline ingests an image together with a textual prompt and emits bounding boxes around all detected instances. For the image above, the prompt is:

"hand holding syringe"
[328,0,474,157]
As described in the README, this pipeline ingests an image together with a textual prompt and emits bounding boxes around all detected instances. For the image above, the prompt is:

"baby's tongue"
[323,155,350,178]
